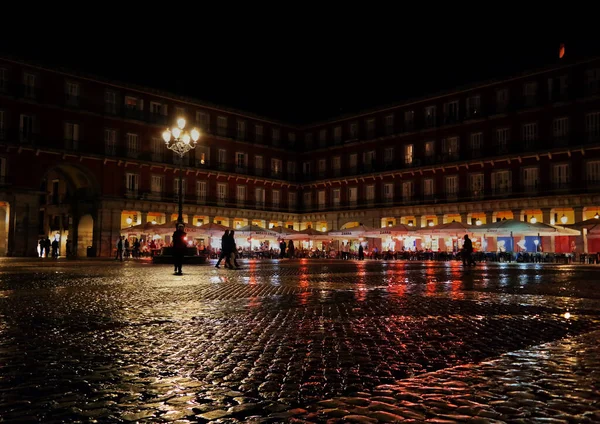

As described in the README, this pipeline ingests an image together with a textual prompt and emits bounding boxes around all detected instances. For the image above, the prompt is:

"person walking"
[279,239,286,259]
[44,237,51,258]
[39,238,45,258]
[229,230,240,268]
[51,238,59,258]
[172,223,187,275]
[215,230,230,268]
[124,238,130,260]
[358,244,364,260]
[288,240,295,259]
[115,236,124,261]
[462,234,476,266]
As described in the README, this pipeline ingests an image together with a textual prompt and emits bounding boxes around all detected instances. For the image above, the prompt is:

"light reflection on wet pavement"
[0,259,599,422]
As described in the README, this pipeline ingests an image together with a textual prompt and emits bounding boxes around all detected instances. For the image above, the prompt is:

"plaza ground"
[0,258,599,422]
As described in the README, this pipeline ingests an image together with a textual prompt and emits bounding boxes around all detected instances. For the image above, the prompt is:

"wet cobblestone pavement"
[0,259,599,423]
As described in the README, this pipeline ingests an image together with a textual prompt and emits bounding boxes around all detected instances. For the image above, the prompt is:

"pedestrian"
[342,242,349,260]
[288,240,295,258]
[45,237,51,258]
[215,230,230,268]
[115,236,124,261]
[462,234,476,266]
[66,239,72,257]
[172,223,187,275]
[124,238,130,259]
[39,238,45,257]
[51,238,59,258]
[279,239,286,259]
[358,244,364,260]
[229,230,240,268]
[133,238,140,258]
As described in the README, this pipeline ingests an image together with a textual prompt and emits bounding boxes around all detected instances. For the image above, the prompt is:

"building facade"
[1,56,600,256]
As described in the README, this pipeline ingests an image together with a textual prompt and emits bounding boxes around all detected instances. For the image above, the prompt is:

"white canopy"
[122,221,161,234]
[364,224,420,238]
[288,228,331,240]
[236,224,280,238]
[416,221,473,236]
[470,219,580,237]
[192,222,232,237]
[329,224,376,239]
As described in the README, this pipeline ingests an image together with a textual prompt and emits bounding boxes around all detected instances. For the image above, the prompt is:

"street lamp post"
[162,118,201,225]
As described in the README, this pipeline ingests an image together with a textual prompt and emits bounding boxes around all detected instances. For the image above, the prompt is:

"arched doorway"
[77,214,94,257]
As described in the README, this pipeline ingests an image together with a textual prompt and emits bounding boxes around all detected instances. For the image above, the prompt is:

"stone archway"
[77,214,94,257]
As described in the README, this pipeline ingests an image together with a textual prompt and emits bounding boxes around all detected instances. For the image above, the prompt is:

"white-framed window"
[217,183,228,204]
[466,95,481,118]
[19,114,34,142]
[64,122,80,150]
[425,140,435,158]
[125,173,139,192]
[404,110,414,130]
[469,173,484,197]
[23,72,36,98]
[271,158,282,176]
[402,181,414,201]
[255,155,264,175]
[318,190,326,209]
[523,167,539,191]
[365,185,375,203]
[470,132,482,152]
[303,191,312,209]
[553,117,570,141]
[105,90,117,113]
[496,88,509,111]
[125,95,142,111]
[334,126,342,142]
[272,128,280,146]
[218,149,227,167]
[126,133,139,156]
[445,175,458,197]
[196,181,207,202]
[151,175,164,195]
[363,150,376,169]
[152,137,164,161]
[104,129,116,154]
[287,160,296,177]
[586,112,600,142]
[585,68,600,95]
[349,153,358,170]
[383,183,394,202]
[255,124,263,142]
[173,178,186,200]
[425,106,436,126]
[196,111,210,132]
[522,122,538,142]
[366,118,375,138]
[404,144,414,165]
[586,161,600,184]
[65,81,80,106]
[553,163,570,187]
[523,81,538,105]
[385,114,394,134]
[443,100,459,123]
[217,116,228,136]
[423,178,434,198]
[236,152,247,172]
[349,122,358,139]
[288,192,297,208]
[0,68,7,92]
[332,188,341,207]
[302,161,311,174]
[492,170,511,194]
[384,147,394,164]
[150,101,162,115]
[236,185,246,206]
[443,136,459,158]
[348,187,358,206]
[272,189,280,208]
[319,129,327,143]
[496,128,510,151]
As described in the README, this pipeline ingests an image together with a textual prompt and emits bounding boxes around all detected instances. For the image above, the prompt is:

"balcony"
[270,170,283,179]
[152,152,164,162]
[64,94,80,108]
[123,106,144,121]
[424,116,436,128]
[235,165,248,174]
[148,113,168,125]
[465,108,483,120]
[64,139,79,151]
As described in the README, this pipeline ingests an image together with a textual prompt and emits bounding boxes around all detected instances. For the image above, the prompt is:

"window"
[318,158,326,177]
[469,174,484,198]
[126,133,139,157]
[425,141,435,159]
[523,167,539,191]
[585,68,600,95]
[196,181,207,202]
[218,149,227,169]
[287,160,296,178]
[0,157,5,183]
[236,185,246,207]
[65,81,80,106]
[586,112,600,142]
[196,111,210,132]
[304,132,313,147]
[553,164,570,187]
[150,102,161,115]
[470,132,482,155]
[23,73,36,98]
[196,146,209,166]
[402,181,414,201]
[152,137,164,161]
[173,178,186,201]
[303,191,312,209]
[236,152,247,172]
[19,114,34,143]
[522,122,538,144]
[105,91,117,114]
[0,68,7,92]
[443,137,459,159]
[288,192,296,209]
[272,128,280,146]
[385,115,394,134]
[553,117,570,143]
[496,88,509,112]
[366,118,375,138]
[384,147,394,165]
[255,125,263,143]
[217,116,228,136]
[366,185,375,203]
[271,158,282,177]
[319,129,327,144]
[318,190,326,209]
[0,110,4,140]
[349,153,358,171]
[404,144,414,165]
[104,129,116,155]
[445,175,458,198]
[423,178,434,198]
[302,161,311,175]
[334,126,342,143]
[443,100,459,123]
[288,132,296,144]
[523,81,538,106]
[125,173,139,193]
[272,190,280,208]
[64,122,80,150]
[349,122,358,139]
[125,96,142,110]
[332,188,341,207]
[363,150,376,170]
[425,106,436,127]
[151,175,164,196]
[587,161,600,184]
[548,75,568,101]
[348,187,358,207]
[218,183,228,204]
[383,183,394,202]
[175,106,186,118]
[492,170,511,194]
[496,128,510,152]
[332,156,341,175]
[255,155,264,175]
[466,95,481,118]
[403,110,414,130]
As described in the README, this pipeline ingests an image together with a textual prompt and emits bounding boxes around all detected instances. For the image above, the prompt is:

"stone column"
[485,211,494,224]
[459,212,469,224]
[511,209,523,221]
[541,208,553,225]
[140,211,148,225]
[436,214,445,225]
[573,206,584,224]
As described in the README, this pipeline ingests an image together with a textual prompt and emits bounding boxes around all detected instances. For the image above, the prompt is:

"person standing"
[288,240,295,259]
[51,238,59,258]
[115,236,124,261]
[133,238,140,259]
[44,237,52,258]
[124,238,130,260]
[358,244,364,260]
[229,230,239,268]
[279,239,286,259]
[215,230,230,268]
[172,223,187,275]
[462,234,476,266]
[39,238,45,258]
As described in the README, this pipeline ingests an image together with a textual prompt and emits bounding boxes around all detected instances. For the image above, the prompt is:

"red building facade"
[1,56,599,256]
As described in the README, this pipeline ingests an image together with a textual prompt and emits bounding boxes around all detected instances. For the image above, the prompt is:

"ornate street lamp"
[162,118,201,225]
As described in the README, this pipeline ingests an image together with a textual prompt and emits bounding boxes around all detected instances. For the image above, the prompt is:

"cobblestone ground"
[0,259,599,423]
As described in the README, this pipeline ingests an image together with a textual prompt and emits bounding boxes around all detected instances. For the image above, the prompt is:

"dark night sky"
[2,26,598,125]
